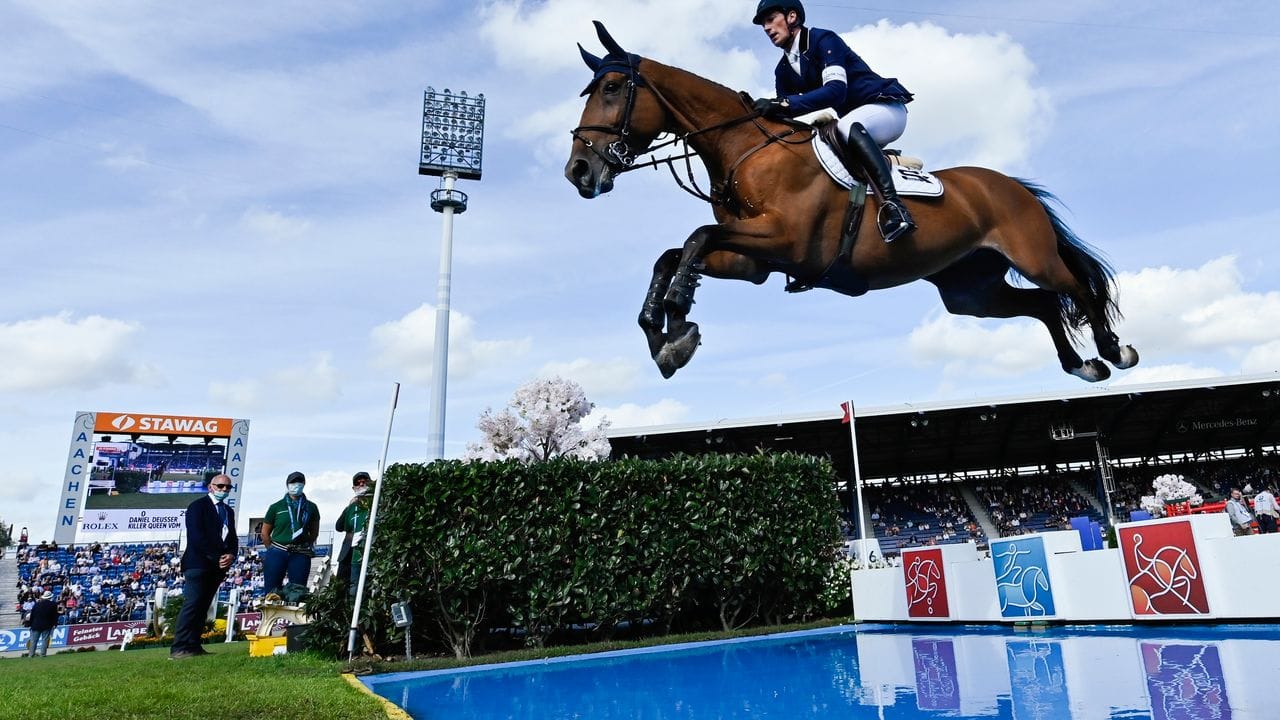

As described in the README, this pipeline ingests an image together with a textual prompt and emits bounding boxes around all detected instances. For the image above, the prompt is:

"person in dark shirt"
[170,474,238,659]
[26,591,60,657]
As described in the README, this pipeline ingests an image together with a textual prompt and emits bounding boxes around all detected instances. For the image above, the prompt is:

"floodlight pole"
[425,171,460,461]
[419,86,484,461]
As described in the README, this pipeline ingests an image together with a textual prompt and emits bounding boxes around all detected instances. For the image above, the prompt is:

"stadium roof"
[606,372,1280,483]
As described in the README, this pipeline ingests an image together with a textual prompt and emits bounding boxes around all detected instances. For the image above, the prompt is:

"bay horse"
[565,22,1138,382]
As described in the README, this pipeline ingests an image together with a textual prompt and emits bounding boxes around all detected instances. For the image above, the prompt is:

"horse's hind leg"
[928,254,1103,380]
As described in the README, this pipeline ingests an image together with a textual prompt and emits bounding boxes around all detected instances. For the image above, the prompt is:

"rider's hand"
[752,97,788,119]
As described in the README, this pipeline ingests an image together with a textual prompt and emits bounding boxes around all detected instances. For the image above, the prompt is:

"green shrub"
[307,453,843,659]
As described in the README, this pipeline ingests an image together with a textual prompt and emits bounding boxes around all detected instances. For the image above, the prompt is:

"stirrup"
[877,202,915,243]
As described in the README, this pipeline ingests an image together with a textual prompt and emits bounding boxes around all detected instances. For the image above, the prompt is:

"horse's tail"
[1014,178,1120,334]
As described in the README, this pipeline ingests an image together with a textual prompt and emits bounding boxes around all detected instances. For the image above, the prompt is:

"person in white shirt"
[1251,486,1279,534]
[1225,489,1256,536]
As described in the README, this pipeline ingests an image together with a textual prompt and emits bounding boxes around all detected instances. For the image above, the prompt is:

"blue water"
[363,624,1280,719]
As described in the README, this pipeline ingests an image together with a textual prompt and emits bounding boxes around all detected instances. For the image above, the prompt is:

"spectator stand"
[864,482,986,557]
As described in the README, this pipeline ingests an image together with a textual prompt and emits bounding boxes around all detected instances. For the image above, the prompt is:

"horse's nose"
[567,157,592,186]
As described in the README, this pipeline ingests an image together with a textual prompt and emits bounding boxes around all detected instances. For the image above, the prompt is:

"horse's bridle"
[570,57,648,172]
[571,59,810,206]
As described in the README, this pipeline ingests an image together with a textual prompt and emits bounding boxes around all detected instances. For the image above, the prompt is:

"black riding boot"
[843,123,916,242]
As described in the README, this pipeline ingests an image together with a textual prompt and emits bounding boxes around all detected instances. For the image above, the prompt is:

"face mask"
[212,490,230,501]
[287,483,305,497]
[354,485,370,497]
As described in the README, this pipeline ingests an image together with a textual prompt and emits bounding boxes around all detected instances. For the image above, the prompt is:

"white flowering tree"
[1139,473,1204,517]
[463,377,612,462]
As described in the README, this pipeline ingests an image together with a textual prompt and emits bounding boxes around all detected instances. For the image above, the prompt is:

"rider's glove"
[752,96,789,119]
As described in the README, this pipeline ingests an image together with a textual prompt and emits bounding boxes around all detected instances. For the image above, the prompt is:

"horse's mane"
[634,56,747,105]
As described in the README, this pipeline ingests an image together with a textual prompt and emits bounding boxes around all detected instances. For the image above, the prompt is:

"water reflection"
[369,625,1278,719]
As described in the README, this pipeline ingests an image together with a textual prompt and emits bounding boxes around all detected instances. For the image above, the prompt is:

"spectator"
[1252,486,1279,534]
[1225,489,1255,536]
[26,591,60,657]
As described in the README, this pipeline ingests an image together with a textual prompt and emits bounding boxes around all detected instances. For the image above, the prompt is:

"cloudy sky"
[3,1,1278,540]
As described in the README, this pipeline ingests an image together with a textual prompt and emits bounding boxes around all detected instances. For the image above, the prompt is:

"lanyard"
[285,495,309,540]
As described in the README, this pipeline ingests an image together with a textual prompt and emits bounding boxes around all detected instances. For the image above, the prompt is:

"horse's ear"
[578,43,603,71]
[593,20,627,57]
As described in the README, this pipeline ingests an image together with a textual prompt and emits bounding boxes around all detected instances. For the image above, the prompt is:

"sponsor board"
[94,412,234,438]
[56,411,251,544]
[0,621,149,653]
[79,509,186,534]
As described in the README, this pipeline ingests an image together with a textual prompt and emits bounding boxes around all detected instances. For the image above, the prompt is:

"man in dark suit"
[170,473,237,659]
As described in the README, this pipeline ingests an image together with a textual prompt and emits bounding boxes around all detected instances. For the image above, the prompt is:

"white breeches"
[837,102,908,147]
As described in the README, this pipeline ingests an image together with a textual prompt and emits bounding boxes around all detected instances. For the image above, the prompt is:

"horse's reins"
[571,64,810,207]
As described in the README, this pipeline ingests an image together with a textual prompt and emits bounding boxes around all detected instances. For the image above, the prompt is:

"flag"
[840,401,853,424]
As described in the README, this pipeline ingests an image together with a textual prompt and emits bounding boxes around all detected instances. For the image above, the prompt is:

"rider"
[752,0,916,242]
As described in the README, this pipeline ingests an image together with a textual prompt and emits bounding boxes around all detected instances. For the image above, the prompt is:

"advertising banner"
[0,621,149,653]
[990,535,1057,618]
[1118,519,1211,617]
[79,509,186,535]
[56,410,250,545]
[902,547,950,618]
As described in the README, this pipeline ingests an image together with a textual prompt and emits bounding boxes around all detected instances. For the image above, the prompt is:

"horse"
[565,22,1139,382]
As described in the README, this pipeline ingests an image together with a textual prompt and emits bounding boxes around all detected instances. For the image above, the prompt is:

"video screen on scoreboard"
[85,438,227,510]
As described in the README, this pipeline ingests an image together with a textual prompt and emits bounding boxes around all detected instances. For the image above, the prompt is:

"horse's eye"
[603,81,621,94]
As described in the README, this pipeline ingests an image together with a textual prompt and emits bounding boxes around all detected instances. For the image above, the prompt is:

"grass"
[0,642,386,720]
[0,618,856,719]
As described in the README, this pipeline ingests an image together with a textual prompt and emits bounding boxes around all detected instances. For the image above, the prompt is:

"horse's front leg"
[651,224,771,378]
[638,248,682,364]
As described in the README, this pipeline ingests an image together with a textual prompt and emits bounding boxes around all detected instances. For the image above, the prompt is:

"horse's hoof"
[1112,345,1139,370]
[655,324,700,377]
[1068,358,1111,383]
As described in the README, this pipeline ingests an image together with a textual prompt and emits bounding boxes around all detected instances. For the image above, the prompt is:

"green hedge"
[307,453,844,659]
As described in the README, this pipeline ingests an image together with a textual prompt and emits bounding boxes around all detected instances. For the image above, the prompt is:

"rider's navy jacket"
[773,27,912,116]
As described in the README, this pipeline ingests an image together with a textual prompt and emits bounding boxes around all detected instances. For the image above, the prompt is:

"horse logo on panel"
[991,536,1056,618]
[902,548,950,618]
[1118,520,1211,616]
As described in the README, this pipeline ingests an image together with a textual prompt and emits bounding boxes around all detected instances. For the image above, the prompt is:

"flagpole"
[847,399,869,548]
[348,382,400,660]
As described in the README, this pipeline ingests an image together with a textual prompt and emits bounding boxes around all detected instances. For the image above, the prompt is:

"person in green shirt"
[259,471,320,597]
[335,471,373,597]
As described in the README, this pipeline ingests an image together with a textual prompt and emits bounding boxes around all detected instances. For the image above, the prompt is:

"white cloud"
[1116,256,1280,353]
[537,357,641,398]
[0,313,160,392]
[240,207,312,242]
[209,352,340,410]
[843,21,1052,170]
[907,313,1053,377]
[480,0,758,85]
[1111,364,1224,387]
[1242,341,1280,375]
[593,398,691,429]
[370,304,531,383]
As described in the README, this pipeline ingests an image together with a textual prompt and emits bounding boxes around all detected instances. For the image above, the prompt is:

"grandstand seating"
[864,483,986,556]
[10,539,318,626]
[976,475,1104,536]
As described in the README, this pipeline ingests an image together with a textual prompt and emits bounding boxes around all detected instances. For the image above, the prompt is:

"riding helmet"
[752,0,805,25]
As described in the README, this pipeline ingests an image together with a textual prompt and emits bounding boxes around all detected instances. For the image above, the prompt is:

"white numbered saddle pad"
[810,134,943,197]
